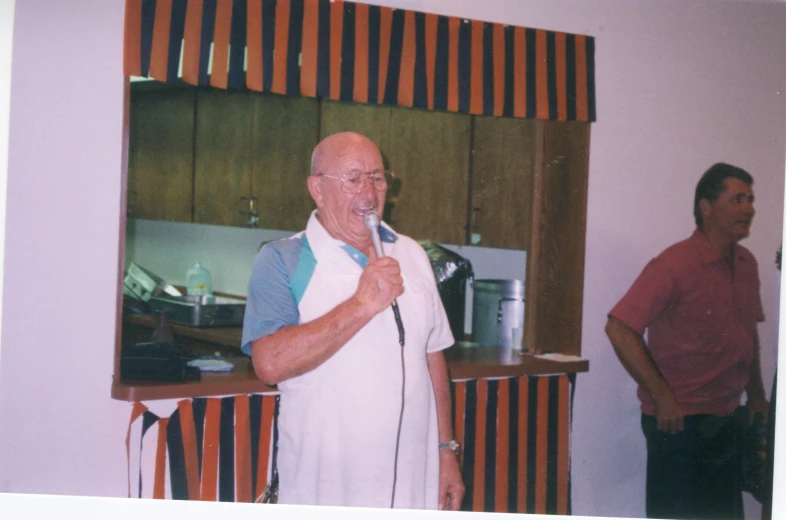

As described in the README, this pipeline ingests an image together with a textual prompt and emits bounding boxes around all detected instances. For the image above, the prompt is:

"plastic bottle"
[186,261,213,296]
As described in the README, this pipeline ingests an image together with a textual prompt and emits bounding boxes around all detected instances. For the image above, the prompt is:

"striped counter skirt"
[127,373,575,514]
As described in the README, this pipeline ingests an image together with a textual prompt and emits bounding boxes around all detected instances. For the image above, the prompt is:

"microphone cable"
[362,210,406,509]
[390,336,405,509]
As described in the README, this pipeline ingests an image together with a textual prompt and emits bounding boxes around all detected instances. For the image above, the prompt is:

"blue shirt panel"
[241,234,315,355]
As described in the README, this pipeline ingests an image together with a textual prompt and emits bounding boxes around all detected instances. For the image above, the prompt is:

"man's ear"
[699,198,711,220]
[307,175,323,207]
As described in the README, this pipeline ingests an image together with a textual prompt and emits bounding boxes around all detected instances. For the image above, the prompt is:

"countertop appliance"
[471,279,525,348]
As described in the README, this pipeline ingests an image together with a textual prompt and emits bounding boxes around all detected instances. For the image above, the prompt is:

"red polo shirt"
[609,229,764,416]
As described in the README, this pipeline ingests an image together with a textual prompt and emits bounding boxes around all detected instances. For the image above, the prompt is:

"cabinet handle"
[469,207,482,245]
[471,207,481,229]
[240,196,259,228]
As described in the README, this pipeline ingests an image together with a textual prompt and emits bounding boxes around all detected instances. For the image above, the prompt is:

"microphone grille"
[364,210,380,230]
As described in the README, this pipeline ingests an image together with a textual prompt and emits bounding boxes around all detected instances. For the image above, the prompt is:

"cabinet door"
[385,108,471,244]
[128,88,195,222]
[524,120,591,356]
[193,89,254,226]
[250,94,320,231]
[470,115,536,250]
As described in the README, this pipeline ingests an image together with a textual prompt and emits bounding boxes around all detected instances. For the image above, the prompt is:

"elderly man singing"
[241,131,465,510]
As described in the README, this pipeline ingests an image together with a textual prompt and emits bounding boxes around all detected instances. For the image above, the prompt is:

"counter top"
[112,341,588,402]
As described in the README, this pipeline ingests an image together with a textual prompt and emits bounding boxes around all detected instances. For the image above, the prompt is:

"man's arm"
[427,350,465,511]
[605,316,684,433]
[746,329,770,422]
[250,254,403,385]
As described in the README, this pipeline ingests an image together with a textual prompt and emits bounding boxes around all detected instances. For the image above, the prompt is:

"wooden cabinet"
[127,87,591,356]
[193,90,318,230]
[470,115,537,250]
[193,89,254,226]
[127,88,195,222]
[250,94,319,231]
[320,100,471,244]
[524,121,591,356]
[385,108,471,245]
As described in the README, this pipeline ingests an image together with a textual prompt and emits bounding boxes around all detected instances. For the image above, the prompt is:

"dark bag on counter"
[120,342,201,382]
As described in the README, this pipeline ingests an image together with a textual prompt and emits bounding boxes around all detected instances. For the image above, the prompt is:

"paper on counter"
[533,352,585,363]
[187,359,235,372]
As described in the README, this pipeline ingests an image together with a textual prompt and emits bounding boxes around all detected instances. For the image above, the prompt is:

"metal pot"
[471,279,525,348]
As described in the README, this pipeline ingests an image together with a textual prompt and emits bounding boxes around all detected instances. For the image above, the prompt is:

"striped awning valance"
[124,0,596,122]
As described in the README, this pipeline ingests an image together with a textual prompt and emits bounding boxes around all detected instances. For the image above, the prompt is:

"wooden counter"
[114,312,588,401]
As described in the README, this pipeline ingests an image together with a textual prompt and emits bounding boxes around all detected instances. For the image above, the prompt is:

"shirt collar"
[307,210,399,268]
[690,228,744,265]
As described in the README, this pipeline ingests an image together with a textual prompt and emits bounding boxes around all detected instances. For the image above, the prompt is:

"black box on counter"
[120,342,201,382]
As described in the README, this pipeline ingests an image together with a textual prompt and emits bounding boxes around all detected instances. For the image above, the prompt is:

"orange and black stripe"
[432,14,450,112]
[125,0,596,121]
[131,375,575,510]
[381,8,405,105]
[353,2,369,103]
[153,417,169,499]
[228,0,247,89]
[123,0,143,77]
[299,0,319,96]
[182,0,204,85]
[366,4,382,104]
[260,0,276,91]
[196,0,217,86]
[200,398,221,500]
[234,395,253,502]
[456,374,575,514]
[339,1,357,102]
[270,0,290,94]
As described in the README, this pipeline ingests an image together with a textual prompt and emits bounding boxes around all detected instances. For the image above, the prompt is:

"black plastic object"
[120,342,200,382]
[418,242,474,342]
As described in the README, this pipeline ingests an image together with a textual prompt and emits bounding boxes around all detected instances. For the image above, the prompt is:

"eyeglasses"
[317,170,395,194]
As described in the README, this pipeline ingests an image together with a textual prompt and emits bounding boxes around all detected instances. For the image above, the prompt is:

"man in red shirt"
[606,163,770,519]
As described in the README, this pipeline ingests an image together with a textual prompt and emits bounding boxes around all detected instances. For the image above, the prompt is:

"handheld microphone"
[364,211,405,347]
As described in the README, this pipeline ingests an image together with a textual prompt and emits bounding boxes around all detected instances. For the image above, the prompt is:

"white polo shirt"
[241,211,454,509]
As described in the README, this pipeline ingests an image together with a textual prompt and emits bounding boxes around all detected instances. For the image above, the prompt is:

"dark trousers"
[641,413,743,520]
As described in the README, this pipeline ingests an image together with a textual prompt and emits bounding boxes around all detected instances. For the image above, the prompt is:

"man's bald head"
[310,132,382,176]
[306,132,387,252]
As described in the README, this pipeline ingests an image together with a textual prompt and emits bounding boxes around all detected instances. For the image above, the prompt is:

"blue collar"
[341,225,398,268]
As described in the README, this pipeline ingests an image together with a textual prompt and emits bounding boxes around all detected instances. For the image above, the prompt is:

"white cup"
[511,326,524,350]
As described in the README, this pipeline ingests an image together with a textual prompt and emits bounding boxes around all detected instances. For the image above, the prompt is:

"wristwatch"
[438,440,460,454]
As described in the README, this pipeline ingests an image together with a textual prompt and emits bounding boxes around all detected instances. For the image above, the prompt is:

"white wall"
[0,1,784,519]
[0,0,130,496]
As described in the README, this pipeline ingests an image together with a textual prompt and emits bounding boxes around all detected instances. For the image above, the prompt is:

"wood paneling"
[319,99,392,152]
[128,89,195,222]
[250,95,319,231]
[193,89,254,226]
[385,108,471,244]
[524,121,591,356]
[471,115,536,250]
